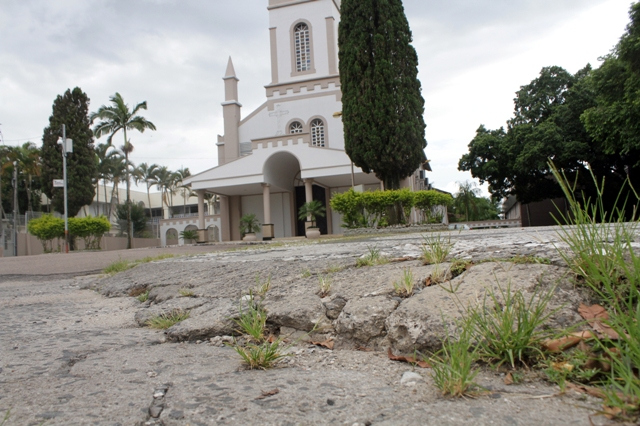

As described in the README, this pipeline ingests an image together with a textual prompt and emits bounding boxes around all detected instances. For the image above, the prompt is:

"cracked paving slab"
[2,226,633,424]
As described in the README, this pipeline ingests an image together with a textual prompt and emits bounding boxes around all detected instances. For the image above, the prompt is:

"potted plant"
[298,200,326,239]
[180,229,199,244]
[239,213,261,241]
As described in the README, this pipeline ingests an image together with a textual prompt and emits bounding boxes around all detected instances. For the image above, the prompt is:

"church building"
[175,0,428,243]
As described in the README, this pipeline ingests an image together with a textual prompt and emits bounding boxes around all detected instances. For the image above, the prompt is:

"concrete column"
[262,184,271,224]
[304,178,314,223]
[197,190,205,229]
[220,196,231,242]
[262,183,274,240]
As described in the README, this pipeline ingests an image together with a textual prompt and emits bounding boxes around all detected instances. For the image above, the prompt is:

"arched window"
[294,23,311,72]
[310,119,325,147]
[289,121,303,134]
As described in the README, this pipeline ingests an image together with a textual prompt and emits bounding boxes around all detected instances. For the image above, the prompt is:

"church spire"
[224,56,237,80]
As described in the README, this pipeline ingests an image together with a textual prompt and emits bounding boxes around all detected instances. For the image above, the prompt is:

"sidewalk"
[0,244,236,278]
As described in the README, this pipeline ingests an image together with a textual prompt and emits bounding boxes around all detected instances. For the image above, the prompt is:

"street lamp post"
[58,125,72,254]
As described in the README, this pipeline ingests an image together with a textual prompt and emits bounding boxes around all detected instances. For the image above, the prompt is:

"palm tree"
[16,142,41,213]
[91,92,156,248]
[95,143,115,216]
[134,162,159,219]
[454,180,482,221]
[154,166,174,218]
[174,167,192,215]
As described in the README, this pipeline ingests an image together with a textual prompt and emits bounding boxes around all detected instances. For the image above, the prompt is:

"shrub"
[27,214,64,252]
[69,216,111,250]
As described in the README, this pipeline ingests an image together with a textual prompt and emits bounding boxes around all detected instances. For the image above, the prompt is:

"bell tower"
[266,0,340,88]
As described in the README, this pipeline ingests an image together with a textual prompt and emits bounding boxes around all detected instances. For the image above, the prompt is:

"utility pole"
[12,161,18,256]
[58,125,72,253]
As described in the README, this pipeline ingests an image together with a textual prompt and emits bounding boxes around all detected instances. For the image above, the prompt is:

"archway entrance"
[295,184,327,236]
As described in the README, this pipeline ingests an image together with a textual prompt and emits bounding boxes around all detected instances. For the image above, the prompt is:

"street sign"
[53,179,64,187]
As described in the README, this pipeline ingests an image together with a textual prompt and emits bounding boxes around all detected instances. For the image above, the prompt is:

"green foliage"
[421,233,453,265]
[298,200,326,227]
[330,189,365,228]
[233,294,268,342]
[466,282,557,369]
[68,216,110,249]
[180,229,198,242]
[460,5,640,206]
[26,214,64,252]
[392,268,415,297]
[429,323,480,397]
[103,254,175,275]
[228,339,290,371]
[239,213,261,235]
[550,162,640,417]
[450,181,500,222]
[116,202,147,237]
[330,189,450,228]
[40,87,97,216]
[178,288,195,297]
[339,0,427,190]
[137,291,150,302]
[356,245,388,267]
[146,310,190,329]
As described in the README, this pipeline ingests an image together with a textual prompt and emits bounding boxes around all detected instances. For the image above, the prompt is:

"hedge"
[330,189,453,228]
[28,215,111,252]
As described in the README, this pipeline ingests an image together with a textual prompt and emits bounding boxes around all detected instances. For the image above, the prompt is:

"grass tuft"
[430,322,480,397]
[421,233,453,265]
[178,288,195,297]
[103,254,176,276]
[393,268,415,297]
[232,293,267,342]
[228,339,290,370]
[146,310,190,329]
[356,245,388,267]
[137,290,150,302]
[467,281,557,369]
[318,274,332,297]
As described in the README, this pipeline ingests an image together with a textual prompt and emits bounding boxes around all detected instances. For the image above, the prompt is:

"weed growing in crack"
[146,310,190,329]
[229,339,290,370]
[254,274,272,298]
[429,320,480,397]
[467,281,557,369]
[301,269,312,278]
[549,162,640,418]
[137,290,150,302]
[421,233,452,265]
[227,292,292,370]
[356,245,388,267]
[103,254,176,276]
[393,268,415,297]
[232,293,267,342]
[178,288,195,297]
[318,274,332,297]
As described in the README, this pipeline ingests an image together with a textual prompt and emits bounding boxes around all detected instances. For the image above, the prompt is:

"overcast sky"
[0,0,633,196]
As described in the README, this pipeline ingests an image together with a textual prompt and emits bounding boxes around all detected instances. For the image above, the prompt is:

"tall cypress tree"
[41,87,97,216]
[339,0,427,190]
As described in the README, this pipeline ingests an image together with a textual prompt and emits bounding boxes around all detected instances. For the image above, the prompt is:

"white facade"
[184,0,428,242]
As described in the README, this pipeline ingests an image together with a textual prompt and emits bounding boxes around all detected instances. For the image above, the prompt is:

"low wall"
[15,233,160,256]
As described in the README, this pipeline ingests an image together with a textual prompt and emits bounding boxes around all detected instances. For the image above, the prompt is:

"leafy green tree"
[459,66,629,205]
[116,202,147,237]
[339,0,427,190]
[40,87,97,216]
[582,3,640,171]
[91,93,156,248]
[453,181,481,222]
[460,3,640,211]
